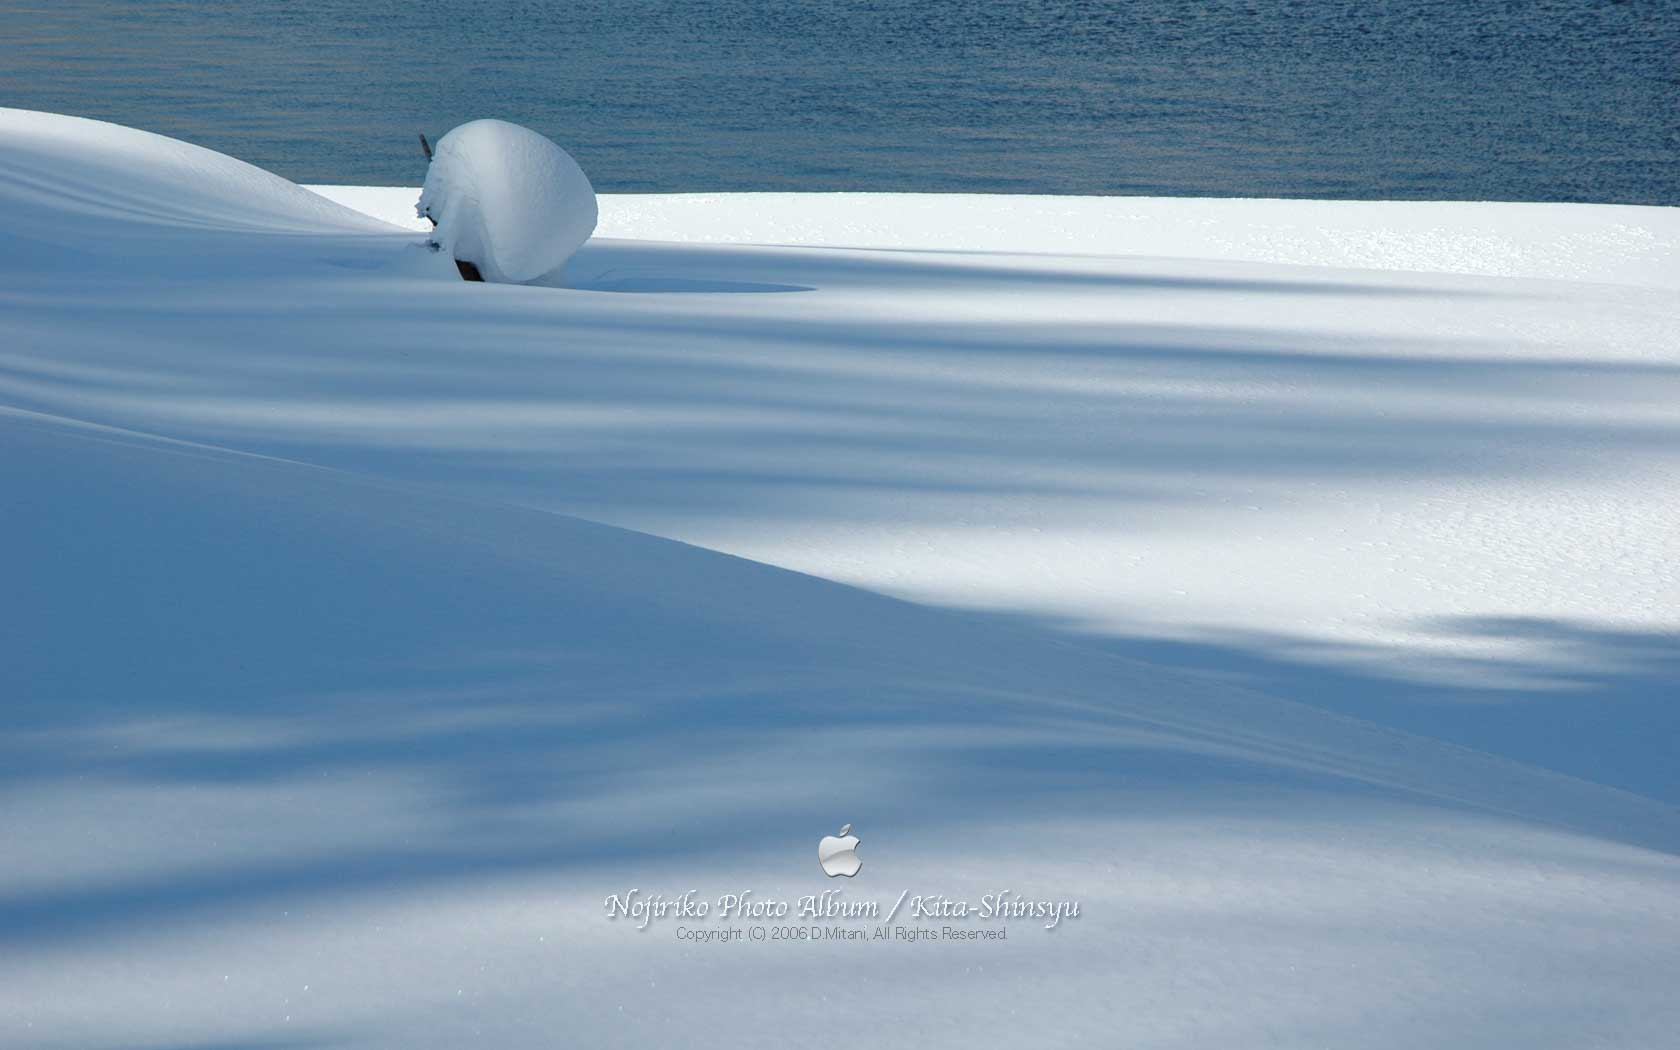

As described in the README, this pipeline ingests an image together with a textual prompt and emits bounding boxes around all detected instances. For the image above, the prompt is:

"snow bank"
[589,193,1680,289]
[416,119,596,282]
[0,107,452,282]
[313,185,1680,290]
[0,109,389,240]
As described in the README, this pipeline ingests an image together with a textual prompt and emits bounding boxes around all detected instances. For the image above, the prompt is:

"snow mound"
[0,107,449,281]
[416,119,597,283]
[0,108,393,241]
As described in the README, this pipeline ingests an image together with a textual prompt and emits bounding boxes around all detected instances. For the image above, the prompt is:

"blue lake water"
[3,0,1675,202]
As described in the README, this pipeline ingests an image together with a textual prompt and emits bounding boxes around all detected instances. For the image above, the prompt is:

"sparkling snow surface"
[4,110,1680,1049]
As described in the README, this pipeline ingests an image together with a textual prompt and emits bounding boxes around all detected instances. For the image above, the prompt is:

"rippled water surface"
[3,1,1675,201]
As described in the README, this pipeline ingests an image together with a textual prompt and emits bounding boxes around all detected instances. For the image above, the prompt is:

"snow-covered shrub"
[416,119,597,283]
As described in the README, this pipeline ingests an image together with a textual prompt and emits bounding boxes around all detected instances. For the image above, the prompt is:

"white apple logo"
[818,823,861,878]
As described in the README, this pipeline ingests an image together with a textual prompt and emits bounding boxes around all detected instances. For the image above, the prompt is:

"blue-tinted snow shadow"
[570,272,813,294]
[116,1039,342,1050]
[6,412,1676,955]
[958,609,1680,806]
[4,239,1678,961]
[557,239,1510,298]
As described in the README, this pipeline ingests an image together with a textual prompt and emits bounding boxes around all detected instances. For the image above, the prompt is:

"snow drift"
[3,108,1679,1049]
[416,118,597,283]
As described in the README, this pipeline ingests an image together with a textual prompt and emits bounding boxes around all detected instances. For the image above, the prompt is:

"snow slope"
[20,159,1680,800]
[4,110,1680,1048]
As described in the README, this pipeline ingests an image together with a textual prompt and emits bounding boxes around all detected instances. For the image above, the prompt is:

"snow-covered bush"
[416,119,597,283]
